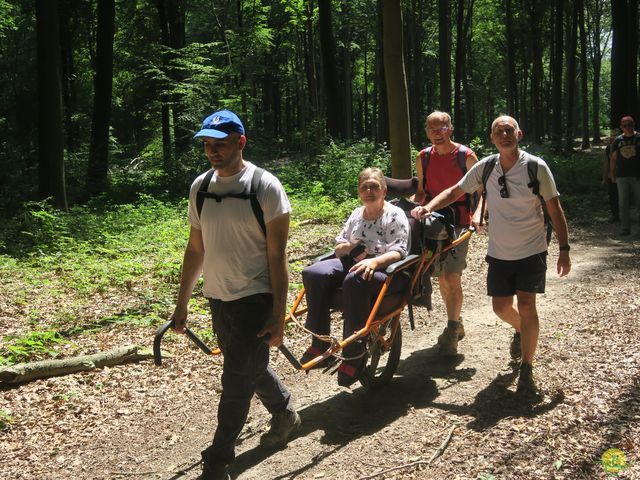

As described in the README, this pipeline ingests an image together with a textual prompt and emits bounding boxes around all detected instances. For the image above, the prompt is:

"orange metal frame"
[286,228,474,371]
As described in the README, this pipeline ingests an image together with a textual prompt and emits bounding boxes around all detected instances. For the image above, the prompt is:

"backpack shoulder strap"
[524,154,554,244]
[249,167,266,236]
[481,154,499,189]
[457,144,469,174]
[196,169,216,219]
[526,156,541,197]
[420,147,431,174]
[478,155,498,227]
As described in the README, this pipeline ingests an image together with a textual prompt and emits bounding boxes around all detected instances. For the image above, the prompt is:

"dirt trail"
[1,224,639,480]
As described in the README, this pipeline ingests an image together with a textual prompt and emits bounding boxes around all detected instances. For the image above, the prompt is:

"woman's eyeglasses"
[359,183,382,192]
[498,175,509,198]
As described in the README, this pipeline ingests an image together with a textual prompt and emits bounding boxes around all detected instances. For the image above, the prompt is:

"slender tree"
[586,0,610,143]
[86,0,115,196]
[551,0,564,149]
[505,0,517,116]
[565,0,579,151]
[610,0,639,127]
[319,0,345,138]
[381,0,412,178]
[578,0,590,149]
[36,0,67,210]
[438,0,451,112]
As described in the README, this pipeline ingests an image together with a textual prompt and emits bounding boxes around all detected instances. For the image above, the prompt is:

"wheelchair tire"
[360,315,402,390]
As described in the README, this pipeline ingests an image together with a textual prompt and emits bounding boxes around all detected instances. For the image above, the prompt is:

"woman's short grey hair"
[358,167,387,189]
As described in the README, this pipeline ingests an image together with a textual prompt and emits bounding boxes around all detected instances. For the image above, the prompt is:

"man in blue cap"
[170,109,300,479]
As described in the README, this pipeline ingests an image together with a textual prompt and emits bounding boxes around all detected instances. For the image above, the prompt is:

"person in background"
[609,115,640,236]
[410,111,481,356]
[170,109,299,480]
[414,115,571,401]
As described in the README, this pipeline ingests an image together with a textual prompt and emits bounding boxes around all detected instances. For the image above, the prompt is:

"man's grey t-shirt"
[188,161,291,301]
[458,151,559,261]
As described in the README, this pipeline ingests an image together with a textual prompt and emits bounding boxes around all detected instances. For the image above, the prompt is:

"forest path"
[1,223,639,480]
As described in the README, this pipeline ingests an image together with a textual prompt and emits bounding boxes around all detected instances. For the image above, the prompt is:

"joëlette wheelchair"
[153,176,473,391]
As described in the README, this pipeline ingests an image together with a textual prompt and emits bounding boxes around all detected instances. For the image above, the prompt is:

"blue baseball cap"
[194,109,245,139]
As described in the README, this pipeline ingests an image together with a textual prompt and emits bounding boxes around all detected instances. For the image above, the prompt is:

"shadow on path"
[230,344,475,479]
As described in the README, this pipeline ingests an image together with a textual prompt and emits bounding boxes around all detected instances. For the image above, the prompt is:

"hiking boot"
[516,363,542,402]
[620,229,631,236]
[260,410,301,448]
[437,321,464,356]
[199,448,230,480]
[510,332,522,360]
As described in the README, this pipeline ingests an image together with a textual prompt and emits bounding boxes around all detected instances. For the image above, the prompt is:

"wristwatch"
[559,244,570,252]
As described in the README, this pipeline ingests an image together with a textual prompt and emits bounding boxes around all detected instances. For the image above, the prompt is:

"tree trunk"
[454,0,465,139]
[319,0,345,138]
[438,0,451,112]
[610,0,639,128]
[340,2,353,139]
[587,0,609,143]
[527,0,544,143]
[578,0,590,149]
[374,0,389,143]
[551,0,564,149]
[505,0,517,116]
[36,0,67,210]
[156,0,173,173]
[86,0,115,196]
[565,0,579,151]
[381,0,412,179]
[167,0,189,155]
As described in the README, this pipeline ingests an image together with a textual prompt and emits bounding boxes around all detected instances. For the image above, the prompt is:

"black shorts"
[486,252,547,297]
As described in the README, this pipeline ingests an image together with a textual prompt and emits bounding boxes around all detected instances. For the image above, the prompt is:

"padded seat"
[326,274,410,318]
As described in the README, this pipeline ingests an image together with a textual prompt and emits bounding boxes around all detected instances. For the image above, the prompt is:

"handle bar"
[153,319,302,370]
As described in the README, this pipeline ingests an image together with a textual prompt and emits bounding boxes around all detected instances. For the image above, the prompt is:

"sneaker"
[437,325,462,356]
[199,449,230,480]
[510,332,522,360]
[516,363,542,402]
[260,410,301,448]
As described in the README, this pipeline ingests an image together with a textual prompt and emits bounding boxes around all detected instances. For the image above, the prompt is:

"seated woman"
[300,167,409,387]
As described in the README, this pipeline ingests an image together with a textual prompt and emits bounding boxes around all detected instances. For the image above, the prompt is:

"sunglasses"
[498,175,509,198]
[621,122,634,128]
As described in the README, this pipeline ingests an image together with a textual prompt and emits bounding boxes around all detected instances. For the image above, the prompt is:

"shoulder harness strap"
[195,167,266,236]
[478,155,498,226]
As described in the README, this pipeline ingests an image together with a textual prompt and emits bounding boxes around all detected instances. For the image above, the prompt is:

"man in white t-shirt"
[170,110,299,479]
[413,115,571,402]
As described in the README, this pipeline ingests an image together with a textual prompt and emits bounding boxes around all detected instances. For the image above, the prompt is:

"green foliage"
[0,409,14,431]
[0,330,65,365]
[278,139,392,204]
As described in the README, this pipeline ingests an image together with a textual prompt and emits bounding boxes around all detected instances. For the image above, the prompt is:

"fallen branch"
[357,425,456,480]
[427,425,456,465]
[357,459,429,480]
[0,345,160,384]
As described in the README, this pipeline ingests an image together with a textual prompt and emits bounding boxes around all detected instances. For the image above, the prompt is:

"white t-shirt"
[458,151,559,261]
[335,202,409,258]
[187,161,291,301]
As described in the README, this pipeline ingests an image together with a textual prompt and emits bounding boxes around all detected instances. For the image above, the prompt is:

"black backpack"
[478,154,553,244]
[195,167,266,235]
